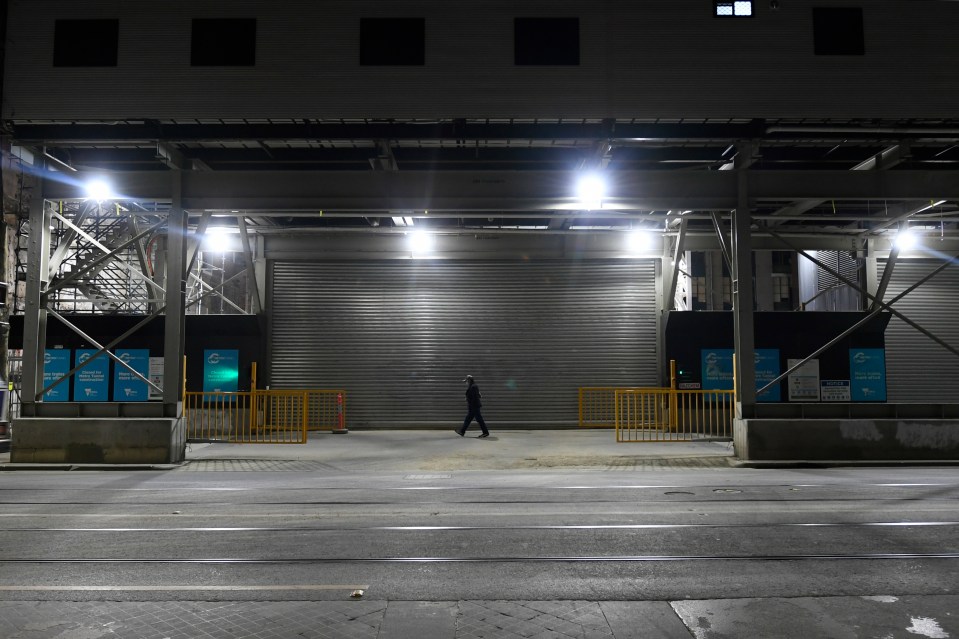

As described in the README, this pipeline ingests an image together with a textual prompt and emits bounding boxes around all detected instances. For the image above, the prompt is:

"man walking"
[456,374,489,438]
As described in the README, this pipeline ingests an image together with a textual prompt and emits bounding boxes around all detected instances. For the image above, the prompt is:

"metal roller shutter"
[883,259,959,402]
[270,260,658,428]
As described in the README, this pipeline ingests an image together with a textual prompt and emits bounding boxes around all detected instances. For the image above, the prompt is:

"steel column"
[21,181,51,409]
[663,218,688,311]
[237,215,263,314]
[732,149,757,415]
[163,172,187,413]
[755,252,774,311]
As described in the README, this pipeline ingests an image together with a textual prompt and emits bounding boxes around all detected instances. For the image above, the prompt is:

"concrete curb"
[0,462,184,471]
[733,459,959,468]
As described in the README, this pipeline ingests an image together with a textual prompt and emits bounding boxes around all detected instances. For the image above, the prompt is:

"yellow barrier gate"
[579,387,626,428]
[580,361,736,442]
[184,389,311,443]
[182,360,347,443]
[614,388,735,442]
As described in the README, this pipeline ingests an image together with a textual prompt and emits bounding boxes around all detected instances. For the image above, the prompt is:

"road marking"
[0,585,370,591]
[2,521,957,532]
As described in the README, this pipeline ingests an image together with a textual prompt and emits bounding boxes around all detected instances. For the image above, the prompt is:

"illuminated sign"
[43,349,71,402]
[74,349,109,401]
[113,349,150,401]
[203,349,239,395]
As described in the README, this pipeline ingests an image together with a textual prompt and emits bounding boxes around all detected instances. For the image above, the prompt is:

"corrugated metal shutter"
[270,260,658,428]
[882,259,959,402]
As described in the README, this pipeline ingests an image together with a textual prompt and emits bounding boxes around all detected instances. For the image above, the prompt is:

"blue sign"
[203,349,240,394]
[42,349,71,402]
[703,348,781,401]
[702,349,734,390]
[850,348,887,401]
[74,349,110,401]
[113,349,150,401]
[754,349,781,402]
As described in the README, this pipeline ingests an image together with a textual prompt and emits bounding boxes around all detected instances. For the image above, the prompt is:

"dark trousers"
[462,408,489,435]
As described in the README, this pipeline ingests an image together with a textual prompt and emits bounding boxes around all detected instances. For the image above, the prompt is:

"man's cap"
[462,374,474,382]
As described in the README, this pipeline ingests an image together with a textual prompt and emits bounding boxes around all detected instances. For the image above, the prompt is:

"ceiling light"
[626,230,653,252]
[85,179,113,201]
[205,227,231,253]
[409,231,433,254]
[576,173,606,211]
[894,229,918,251]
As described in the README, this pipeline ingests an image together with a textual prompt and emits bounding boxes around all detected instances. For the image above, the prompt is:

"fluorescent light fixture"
[894,228,918,251]
[205,227,231,253]
[409,230,434,254]
[576,173,606,210]
[85,179,113,201]
[626,230,653,252]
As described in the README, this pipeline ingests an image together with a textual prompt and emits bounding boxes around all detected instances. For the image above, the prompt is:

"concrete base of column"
[11,417,186,464]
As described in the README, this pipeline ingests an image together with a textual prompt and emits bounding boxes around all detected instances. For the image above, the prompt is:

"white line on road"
[0,585,370,591]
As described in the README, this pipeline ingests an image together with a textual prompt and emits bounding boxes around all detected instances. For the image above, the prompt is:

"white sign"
[787,358,820,402]
[820,379,851,402]
[149,357,164,400]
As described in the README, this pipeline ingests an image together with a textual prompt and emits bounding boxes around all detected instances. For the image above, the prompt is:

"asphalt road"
[1,450,958,637]
[1,466,957,600]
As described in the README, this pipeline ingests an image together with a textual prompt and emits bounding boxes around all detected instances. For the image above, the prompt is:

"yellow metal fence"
[579,387,627,428]
[183,389,347,443]
[614,388,735,442]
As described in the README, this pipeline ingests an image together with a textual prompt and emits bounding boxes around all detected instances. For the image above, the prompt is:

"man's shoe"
[456,429,465,436]
[478,433,490,438]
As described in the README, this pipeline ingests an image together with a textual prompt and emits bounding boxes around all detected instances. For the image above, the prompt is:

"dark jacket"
[466,382,482,409]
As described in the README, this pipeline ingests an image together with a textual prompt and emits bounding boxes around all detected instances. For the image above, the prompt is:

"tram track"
[1,520,959,532]
[3,552,959,564]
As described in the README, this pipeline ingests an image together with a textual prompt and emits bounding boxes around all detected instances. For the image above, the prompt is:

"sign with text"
[42,349,71,402]
[203,349,239,394]
[754,349,781,402]
[149,357,164,400]
[113,349,150,401]
[850,348,887,401]
[702,348,781,401]
[702,349,734,391]
[821,380,851,402]
[787,358,820,402]
[74,349,109,401]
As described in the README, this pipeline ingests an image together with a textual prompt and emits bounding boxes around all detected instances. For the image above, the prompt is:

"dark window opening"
[514,17,580,66]
[360,18,425,66]
[813,7,864,55]
[191,18,257,66]
[54,19,119,67]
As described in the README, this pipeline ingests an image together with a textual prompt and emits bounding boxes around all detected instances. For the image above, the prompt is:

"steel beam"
[47,200,94,278]
[38,170,959,212]
[51,209,163,294]
[45,220,166,295]
[9,121,768,144]
[663,218,687,311]
[39,309,162,399]
[710,212,732,272]
[871,244,900,311]
[757,254,958,396]
[768,230,959,360]
[237,216,262,314]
